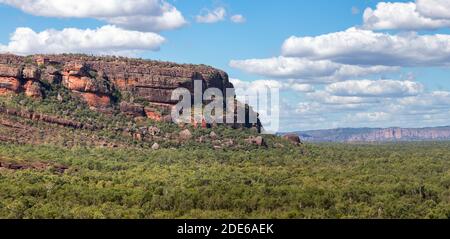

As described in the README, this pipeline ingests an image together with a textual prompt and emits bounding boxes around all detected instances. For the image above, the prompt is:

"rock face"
[0,54,261,130]
[0,63,42,97]
[0,64,22,95]
[62,62,113,107]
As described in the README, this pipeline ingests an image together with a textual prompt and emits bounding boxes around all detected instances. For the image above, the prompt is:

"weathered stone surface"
[0,77,21,95]
[148,126,161,136]
[62,62,113,107]
[0,105,99,130]
[23,80,43,98]
[22,66,40,80]
[120,102,145,117]
[245,136,267,148]
[145,108,163,122]
[210,131,218,140]
[0,54,260,130]
[179,129,193,141]
[0,64,21,78]
[151,143,160,150]
[80,92,111,108]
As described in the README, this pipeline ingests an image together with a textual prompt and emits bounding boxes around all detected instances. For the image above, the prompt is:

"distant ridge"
[289,126,450,142]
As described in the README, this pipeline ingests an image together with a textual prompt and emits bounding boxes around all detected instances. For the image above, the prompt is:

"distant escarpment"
[296,127,450,142]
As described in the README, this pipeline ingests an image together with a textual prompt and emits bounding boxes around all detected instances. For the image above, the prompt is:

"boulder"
[151,143,160,150]
[0,77,21,94]
[210,131,218,140]
[283,134,302,145]
[22,66,40,80]
[179,129,193,141]
[23,80,43,98]
[148,126,161,136]
[245,136,268,148]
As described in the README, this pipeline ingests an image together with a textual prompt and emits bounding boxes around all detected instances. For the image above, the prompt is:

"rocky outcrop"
[0,54,260,130]
[0,64,43,98]
[0,105,100,130]
[245,136,267,148]
[119,102,146,117]
[0,65,22,95]
[62,62,113,107]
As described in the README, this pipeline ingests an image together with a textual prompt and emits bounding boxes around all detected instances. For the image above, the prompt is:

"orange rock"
[64,75,89,92]
[113,79,128,90]
[0,77,21,95]
[23,80,43,98]
[80,92,111,108]
[145,109,163,122]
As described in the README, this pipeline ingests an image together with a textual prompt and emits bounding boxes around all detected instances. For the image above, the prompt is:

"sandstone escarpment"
[347,127,450,142]
[0,65,22,95]
[0,63,43,98]
[299,127,450,142]
[0,54,259,130]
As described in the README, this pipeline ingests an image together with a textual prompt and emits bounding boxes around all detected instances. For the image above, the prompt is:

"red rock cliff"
[0,54,257,129]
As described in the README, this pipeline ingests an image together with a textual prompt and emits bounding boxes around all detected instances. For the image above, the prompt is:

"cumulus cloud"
[399,91,450,108]
[230,14,246,23]
[282,27,450,67]
[230,78,314,93]
[306,91,379,106]
[416,0,450,19]
[0,25,165,56]
[196,7,226,23]
[229,56,398,82]
[325,80,424,97]
[0,0,186,32]
[363,2,450,30]
[349,112,392,122]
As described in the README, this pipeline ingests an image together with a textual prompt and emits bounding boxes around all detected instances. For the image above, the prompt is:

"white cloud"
[399,91,450,107]
[363,2,450,30]
[230,78,314,93]
[349,112,392,122]
[0,0,186,32]
[196,7,226,23]
[306,91,379,105]
[0,25,165,56]
[326,80,424,97]
[282,27,450,67]
[229,56,398,82]
[291,83,315,92]
[230,14,246,23]
[416,0,450,20]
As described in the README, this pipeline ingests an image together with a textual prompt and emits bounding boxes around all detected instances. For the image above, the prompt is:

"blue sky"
[1,0,450,131]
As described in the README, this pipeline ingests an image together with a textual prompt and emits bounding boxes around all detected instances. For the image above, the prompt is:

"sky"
[1,0,450,132]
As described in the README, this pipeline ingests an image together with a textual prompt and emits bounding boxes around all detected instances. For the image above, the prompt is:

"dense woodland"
[0,142,449,219]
